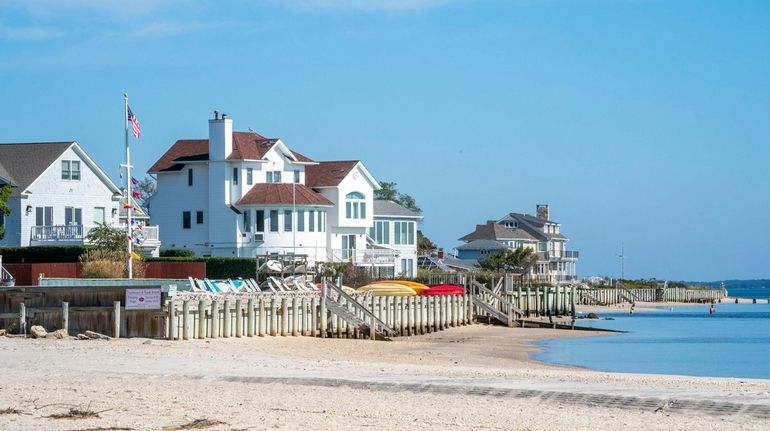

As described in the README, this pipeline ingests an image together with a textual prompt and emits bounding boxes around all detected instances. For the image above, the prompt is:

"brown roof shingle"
[304,161,358,187]
[0,142,73,196]
[148,131,315,173]
[236,183,333,206]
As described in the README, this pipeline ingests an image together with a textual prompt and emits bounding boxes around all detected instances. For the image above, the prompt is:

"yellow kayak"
[370,280,430,294]
[357,283,417,296]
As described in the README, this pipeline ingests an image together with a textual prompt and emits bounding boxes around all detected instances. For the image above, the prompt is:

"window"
[71,161,80,180]
[243,210,251,232]
[269,210,279,232]
[256,210,265,232]
[61,161,70,180]
[400,259,414,277]
[266,171,282,183]
[64,207,82,226]
[297,209,305,232]
[93,207,105,225]
[247,168,253,185]
[370,221,390,244]
[345,192,366,219]
[394,221,414,245]
[319,210,324,232]
[188,169,193,186]
[36,207,53,226]
[182,211,191,229]
[293,170,300,183]
[284,209,292,231]
[196,211,204,224]
[538,242,547,252]
[342,234,356,260]
[308,210,315,232]
[233,167,239,185]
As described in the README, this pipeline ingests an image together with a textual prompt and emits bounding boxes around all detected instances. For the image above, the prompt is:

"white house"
[0,142,160,255]
[148,112,399,271]
[369,200,422,278]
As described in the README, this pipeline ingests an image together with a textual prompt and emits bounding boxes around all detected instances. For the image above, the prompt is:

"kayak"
[370,280,430,294]
[421,284,465,296]
[357,283,417,296]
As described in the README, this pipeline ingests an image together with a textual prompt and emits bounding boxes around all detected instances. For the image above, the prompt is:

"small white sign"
[167,284,177,297]
[126,288,161,310]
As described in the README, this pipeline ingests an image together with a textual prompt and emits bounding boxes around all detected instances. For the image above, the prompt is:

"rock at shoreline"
[586,313,599,319]
[49,329,69,339]
[0,329,6,336]
[84,330,111,340]
[30,325,48,338]
[76,333,90,340]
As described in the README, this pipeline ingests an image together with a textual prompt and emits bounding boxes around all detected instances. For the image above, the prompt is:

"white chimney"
[208,110,233,161]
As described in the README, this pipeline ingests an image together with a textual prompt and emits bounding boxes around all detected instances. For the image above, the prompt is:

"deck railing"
[328,248,398,265]
[30,225,84,241]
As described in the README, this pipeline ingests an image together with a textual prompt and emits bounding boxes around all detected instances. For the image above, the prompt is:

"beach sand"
[2,320,770,430]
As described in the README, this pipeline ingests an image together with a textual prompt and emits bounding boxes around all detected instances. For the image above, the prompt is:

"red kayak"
[420,284,465,296]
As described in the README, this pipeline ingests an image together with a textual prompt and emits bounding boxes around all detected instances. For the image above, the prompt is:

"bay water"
[535,303,770,379]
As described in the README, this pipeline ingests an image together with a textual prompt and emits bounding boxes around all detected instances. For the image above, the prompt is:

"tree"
[477,247,538,275]
[85,223,126,251]
[374,180,421,213]
[135,175,156,212]
[0,184,11,240]
[417,231,437,255]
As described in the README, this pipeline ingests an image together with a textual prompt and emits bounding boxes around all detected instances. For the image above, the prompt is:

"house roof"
[458,220,537,242]
[0,142,75,196]
[503,213,568,240]
[304,160,359,187]
[440,255,478,272]
[373,200,422,218]
[148,131,314,173]
[236,183,333,206]
[456,239,508,251]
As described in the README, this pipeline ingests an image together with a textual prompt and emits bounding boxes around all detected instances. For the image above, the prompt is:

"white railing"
[328,248,398,265]
[142,226,160,242]
[30,225,84,241]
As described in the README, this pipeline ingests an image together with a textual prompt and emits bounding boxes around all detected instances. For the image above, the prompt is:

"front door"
[341,234,356,261]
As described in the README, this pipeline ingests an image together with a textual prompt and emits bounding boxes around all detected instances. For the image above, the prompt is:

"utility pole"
[617,242,625,280]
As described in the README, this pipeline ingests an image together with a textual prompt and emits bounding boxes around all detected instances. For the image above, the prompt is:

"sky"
[1,0,769,281]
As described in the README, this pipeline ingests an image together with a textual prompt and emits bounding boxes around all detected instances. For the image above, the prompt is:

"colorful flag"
[131,177,139,186]
[132,190,141,198]
[127,106,141,138]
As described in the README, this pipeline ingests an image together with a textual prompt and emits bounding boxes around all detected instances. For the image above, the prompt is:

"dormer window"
[266,171,282,183]
[504,220,517,228]
[345,191,366,219]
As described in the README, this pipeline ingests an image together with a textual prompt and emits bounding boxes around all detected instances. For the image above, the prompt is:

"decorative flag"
[131,177,139,186]
[132,190,141,198]
[127,106,142,138]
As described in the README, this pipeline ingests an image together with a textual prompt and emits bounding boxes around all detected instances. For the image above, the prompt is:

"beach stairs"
[577,286,607,306]
[616,282,638,304]
[323,282,396,341]
[470,280,524,327]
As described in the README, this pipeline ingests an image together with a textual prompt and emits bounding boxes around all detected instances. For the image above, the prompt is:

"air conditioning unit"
[254,233,264,242]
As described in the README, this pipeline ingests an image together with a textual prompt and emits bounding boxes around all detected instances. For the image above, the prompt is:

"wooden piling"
[320,286,328,338]
[311,297,318,337]
[247,298,254,337]
[291,297,299,337]
[223,299,231,338]
[61,301,69,334]
[211,300,219,338]
[280,297,288,337]
[181,299,189,340]
[198,300,206,339]
[167,298,176,341]
[270,297,277,337]
[235,299,243,338]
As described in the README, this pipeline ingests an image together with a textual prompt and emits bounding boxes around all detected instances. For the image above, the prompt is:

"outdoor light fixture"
[25,205,32,215]
[112,208,118,217]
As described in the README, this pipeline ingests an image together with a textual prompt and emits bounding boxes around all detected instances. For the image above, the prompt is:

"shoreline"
[2,309,769,430]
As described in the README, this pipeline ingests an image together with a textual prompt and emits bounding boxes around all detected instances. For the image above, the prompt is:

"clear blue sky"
[1,0,768,281]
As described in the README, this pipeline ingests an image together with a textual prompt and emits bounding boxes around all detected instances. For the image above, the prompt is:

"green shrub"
[0,246,91,263]
[160,249,196,258]
[204,257,257,279]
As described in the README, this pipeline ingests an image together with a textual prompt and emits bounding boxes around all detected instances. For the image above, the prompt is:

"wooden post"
[223,299,231,338]
[270,297,277,336]
[525,286,531,317]
[61,301,69,334]
[418,296,425,334]
[181,299,189,341]
[311,297,318,337]
[211,300,219,338]
[320,285,328,338]
[399,297,407,336]
[554,285,560,316]
[247,298,254,337]
[168,298,176,341]
[301,297,308,336]
[452,295,459,327]
[235,299,243,338]
[405,296,413,336]
[258,298,266,337]
[570,285,576,317]
[292,297,299,337]
[19,303,26,335]
[198,300,206,339]
[280,297,288,336]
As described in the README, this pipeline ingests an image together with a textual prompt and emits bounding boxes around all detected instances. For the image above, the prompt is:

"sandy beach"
[1,320,769,431]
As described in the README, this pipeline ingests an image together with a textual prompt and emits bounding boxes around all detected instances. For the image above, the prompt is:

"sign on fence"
[126,288,161,310]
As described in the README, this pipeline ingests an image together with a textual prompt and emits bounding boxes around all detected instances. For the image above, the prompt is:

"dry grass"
[166,418,227,430]
[79,249,146,278]
[0,406,26,415]
[46,405,111,420]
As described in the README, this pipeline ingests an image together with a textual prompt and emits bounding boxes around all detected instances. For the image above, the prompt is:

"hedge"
[146,256,256,279]
[159,249,197,258]
[0,246,91,263]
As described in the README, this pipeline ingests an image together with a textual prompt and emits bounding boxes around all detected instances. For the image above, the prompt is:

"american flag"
[127,106,142,138]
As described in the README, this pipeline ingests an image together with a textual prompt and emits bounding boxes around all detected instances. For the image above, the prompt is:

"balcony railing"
[328,248,398,265]
[543,250,580,260]
[31,225,84,242]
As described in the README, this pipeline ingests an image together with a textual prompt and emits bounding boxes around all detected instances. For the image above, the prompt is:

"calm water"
[535,303,770,379]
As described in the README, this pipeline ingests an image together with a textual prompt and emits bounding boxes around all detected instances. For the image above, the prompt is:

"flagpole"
[124,93,133,279]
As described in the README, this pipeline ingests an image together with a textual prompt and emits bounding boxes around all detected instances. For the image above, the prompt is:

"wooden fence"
[165,290,472,340]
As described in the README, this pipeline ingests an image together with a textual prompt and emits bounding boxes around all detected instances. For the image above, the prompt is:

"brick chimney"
[208,110,233,161]
[536,204,549,220]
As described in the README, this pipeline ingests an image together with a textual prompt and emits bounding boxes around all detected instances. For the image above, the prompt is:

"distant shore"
[2,320,769,430]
